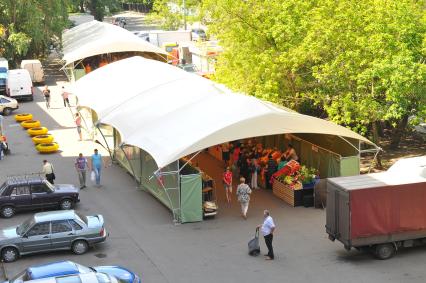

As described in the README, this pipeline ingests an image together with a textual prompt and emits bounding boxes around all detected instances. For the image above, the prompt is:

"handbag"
[50,165,56,180]
[90,170,96,182]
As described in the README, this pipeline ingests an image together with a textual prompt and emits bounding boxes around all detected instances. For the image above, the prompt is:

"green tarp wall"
[258,133,360,178]
[180,174,202,223]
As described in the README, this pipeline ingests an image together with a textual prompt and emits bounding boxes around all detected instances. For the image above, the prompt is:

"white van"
[21,59,45,83]
[6,69,34,101]
[0,58,8,70]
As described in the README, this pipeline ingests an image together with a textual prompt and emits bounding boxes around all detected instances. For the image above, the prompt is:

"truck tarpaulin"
[350,182,426,239]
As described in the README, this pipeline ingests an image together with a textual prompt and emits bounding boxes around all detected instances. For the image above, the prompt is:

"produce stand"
[272,180,315,207]
[271,160,317,207]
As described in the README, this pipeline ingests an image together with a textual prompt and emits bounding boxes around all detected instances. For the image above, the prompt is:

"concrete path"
[0,59,425,283]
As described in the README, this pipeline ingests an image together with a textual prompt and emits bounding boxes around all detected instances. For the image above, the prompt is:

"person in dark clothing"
[239,153,250,184]
[265,154,278,190]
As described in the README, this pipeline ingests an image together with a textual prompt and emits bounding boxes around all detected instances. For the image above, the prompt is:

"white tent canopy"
[62,21,167,66]
[73,56,377,168]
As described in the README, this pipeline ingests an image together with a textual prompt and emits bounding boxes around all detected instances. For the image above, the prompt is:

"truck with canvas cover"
[326,156,426,259]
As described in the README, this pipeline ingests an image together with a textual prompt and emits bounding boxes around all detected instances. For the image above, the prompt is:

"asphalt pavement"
[0,49,425,283]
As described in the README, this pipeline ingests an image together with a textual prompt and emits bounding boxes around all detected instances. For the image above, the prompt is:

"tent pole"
[179,150,202,173]
[117,143,141,184]
[95,123,114,161]
[338,136,363,153]
[152,166,181,224]
[368,150,381,173]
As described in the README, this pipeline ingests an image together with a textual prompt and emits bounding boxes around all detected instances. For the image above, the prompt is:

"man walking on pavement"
[75,153,88,189]
[257,210,276,260]
[61,86,70,107]
[90,149,105,187]
[75,113,82,141]
[42,85,51,109]
[42,159,55,184]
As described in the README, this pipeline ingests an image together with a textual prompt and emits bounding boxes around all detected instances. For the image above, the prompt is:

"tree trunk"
[371,121,383,170]
[79,0,85,13]
[390,115,409,149]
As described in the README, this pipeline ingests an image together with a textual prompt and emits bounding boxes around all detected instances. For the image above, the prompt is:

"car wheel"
[2,247,19,262]
[1,206,15,218]
[375,243,396,260]
[72,240,89,255]
[60,199,73,210]
[2,107,11,116]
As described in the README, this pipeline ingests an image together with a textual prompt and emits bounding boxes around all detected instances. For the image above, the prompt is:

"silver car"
[24,272,120,283]
[0,210,107,262]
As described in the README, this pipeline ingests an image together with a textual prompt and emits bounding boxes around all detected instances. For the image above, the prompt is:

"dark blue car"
[6,261,141,283]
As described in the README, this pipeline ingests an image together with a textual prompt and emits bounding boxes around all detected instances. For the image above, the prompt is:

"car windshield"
[16,217,35,236]
[0,182,7,194]
[75,263,94,273]
[183,65,197,72]
[95,273,112,283]
[76,212,88,224]
[44,181,55,192]
[9,270,29,283]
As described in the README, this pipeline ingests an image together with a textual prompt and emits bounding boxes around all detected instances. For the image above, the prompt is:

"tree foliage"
[150,0,201,30]
[202,0,426,145]
[0,0,69,65]
[68,0,121,20]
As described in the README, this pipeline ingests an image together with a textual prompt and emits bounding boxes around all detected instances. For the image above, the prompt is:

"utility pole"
[183,0,187,30]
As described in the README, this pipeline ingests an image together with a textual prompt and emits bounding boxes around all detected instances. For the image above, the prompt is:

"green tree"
[0,0,69,65]
[150,0,201,30]
[202,0,426,148]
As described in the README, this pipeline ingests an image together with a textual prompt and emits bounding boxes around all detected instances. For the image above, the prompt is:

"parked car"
[112,17,126,28]
[0,67,7,95]
[0,210,107,262]
[6,69,33,101]
[177,63,198,73]
[0,95,18,115]
[7,260,141,283]
[20,272,120,283]
[0,58,8,70]
[191,28,207,41]
[0,175,80,218]
[20,60,45,84]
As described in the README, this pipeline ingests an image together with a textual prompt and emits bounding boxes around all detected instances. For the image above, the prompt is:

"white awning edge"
[62,20,167,66]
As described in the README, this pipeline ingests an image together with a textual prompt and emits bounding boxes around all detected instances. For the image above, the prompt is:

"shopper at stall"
[257,210,276,260]
[223,167,233,204]
[249,159,260,189]
[232,143,241,169]
[265,154,278,190]
[222,142,230,167]
[277,155,288,171]
[236,177,252,219]
[238,152,251,183]
[284,144,299,161]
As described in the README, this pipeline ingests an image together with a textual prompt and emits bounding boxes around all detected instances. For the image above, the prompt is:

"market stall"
[72,56,379,223]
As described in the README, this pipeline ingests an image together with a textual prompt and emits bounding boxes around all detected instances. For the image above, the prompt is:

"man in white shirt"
[42,160,55,184]
[258,210,276,260]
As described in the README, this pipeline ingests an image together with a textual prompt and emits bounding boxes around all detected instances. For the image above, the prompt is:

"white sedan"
[0,95,18,115]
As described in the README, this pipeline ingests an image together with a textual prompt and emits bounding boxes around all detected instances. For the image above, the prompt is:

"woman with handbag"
[42,160,55,184]
[236,177,252,220]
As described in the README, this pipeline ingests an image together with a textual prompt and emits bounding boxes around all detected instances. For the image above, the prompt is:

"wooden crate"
[272,180,303,207]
